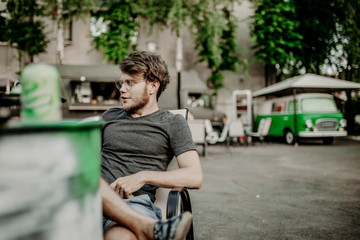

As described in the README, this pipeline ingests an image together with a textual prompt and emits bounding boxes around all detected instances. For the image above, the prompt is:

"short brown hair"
[120,51,170,100]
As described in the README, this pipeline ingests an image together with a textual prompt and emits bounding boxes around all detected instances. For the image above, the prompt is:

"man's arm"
[145,149,203,189]
[110,150,203,198]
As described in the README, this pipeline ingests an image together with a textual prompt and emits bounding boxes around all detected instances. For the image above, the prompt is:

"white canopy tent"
[253,73,360,97]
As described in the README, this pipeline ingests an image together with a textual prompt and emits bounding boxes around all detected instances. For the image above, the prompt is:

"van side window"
[288,100,298,112]
[271,102,286,113]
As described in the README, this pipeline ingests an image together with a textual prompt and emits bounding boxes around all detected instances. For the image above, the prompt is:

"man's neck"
[130,104,159,118]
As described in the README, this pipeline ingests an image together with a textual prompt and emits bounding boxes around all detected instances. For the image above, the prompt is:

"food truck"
[54,65,226,131]
[233,74,360,145]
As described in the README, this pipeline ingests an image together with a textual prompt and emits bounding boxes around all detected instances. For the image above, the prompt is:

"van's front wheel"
[284,130,295,145]
[323,137,334,145]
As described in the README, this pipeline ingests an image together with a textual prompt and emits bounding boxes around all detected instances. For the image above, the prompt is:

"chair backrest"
[228,119,245,137]
[261,117,272,137]
[155,109,188,219]
[256,118,266,134]
[204,119,219,144]
[165,109,189,170]
[167,109,188,118]
[203,119,214,135]
[218,119,231,142]
[188,119,206,144]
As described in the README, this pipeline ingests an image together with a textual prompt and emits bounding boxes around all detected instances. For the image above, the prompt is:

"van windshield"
[301,97,337,112]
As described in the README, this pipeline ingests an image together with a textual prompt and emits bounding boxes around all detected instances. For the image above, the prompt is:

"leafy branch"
[91,0,245,93]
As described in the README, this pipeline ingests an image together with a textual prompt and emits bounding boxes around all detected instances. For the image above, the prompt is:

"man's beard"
[123,86,149,114]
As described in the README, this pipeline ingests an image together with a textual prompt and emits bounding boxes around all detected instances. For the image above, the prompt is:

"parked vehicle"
[233,74,360,145]
[254,93,347,144]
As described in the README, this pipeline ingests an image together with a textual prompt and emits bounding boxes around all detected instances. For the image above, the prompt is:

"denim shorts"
[103,194,162,230]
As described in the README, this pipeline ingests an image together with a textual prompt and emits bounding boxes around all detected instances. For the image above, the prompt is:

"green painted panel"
[0,119,103,239]
[256,111,345,138]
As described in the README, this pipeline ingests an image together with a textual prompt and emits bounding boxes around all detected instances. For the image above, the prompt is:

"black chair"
[154,109,194,240]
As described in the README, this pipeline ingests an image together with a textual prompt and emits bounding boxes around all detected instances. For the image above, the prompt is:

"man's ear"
[149,81,160,95]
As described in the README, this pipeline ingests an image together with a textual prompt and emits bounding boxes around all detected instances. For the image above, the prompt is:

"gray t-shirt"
[100,108,196,202]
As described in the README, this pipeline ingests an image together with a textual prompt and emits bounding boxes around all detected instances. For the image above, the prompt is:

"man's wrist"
[138,171,148,185]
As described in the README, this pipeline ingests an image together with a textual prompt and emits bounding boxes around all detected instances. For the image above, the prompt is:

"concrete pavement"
[190,137,360,240]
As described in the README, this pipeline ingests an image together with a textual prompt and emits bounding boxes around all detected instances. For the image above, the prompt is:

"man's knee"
[104,226,137,240]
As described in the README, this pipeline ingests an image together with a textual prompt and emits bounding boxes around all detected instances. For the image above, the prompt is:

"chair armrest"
[247,131,260,137]
[166,188,194,240]
[166,188,192,218]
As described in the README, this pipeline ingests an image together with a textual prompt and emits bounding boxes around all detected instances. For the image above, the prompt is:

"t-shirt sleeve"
[101,108,115,121]
[169,114,196,157]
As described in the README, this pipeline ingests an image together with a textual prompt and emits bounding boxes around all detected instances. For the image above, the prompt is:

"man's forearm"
[141,150,203,189]
[141,167,203,189]
[110,150,203,197]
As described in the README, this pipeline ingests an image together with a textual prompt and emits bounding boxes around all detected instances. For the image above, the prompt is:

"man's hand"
[110,172,146,199]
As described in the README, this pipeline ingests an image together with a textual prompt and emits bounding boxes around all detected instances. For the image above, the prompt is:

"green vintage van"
[254,93,347,145]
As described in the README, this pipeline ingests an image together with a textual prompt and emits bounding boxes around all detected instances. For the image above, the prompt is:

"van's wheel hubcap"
[285,131,294,144]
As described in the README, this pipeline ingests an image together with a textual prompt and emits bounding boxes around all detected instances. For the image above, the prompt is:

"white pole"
[56,0,64,65]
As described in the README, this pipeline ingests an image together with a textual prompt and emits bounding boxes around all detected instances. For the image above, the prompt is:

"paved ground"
[190,137,360,240]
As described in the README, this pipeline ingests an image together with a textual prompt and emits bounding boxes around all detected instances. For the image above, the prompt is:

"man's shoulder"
[102,108,127,121]
[157,109,184,122]
[156,110,189,130]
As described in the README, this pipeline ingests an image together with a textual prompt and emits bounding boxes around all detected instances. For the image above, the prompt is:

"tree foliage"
[250,0,360,85]
[1,0,97,64]
[92,0,140,64]
[43,0,97,22]
[250,0,302,84]
[43,0,97,64]
[334,0,360,134]
[92,0,244,92]
[293,0,341,75]
[189,2,240,90]
[335,0,360,83]
[1,0,48,62]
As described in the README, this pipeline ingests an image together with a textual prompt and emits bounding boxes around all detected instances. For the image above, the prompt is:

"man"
[101,51,203,239]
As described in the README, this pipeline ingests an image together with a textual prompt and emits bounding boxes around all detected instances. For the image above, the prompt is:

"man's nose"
[120,84,127,93]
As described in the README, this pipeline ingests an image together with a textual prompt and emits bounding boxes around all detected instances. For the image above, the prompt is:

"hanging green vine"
[92,0,245,92]
[189,3,241,90]
[92,0,140,64]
